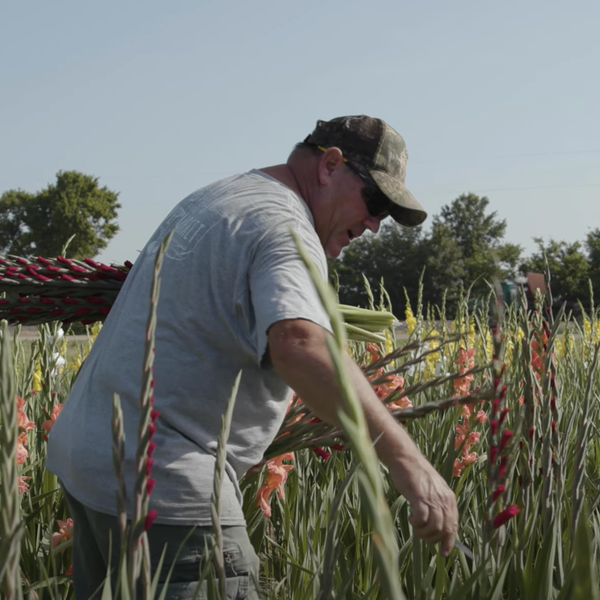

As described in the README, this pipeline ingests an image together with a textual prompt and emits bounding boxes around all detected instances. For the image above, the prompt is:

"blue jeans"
[62,487,260,600]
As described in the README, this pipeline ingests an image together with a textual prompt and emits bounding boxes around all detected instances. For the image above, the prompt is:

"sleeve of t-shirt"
[246,221,333,365]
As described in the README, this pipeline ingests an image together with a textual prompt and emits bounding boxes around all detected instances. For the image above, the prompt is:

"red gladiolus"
[489,445,498,464]
[148,442,157,458]
[145,459,154,476]
[499,430,513,451]
[498,455,508,479]
[492,485,505,502]
[493,504,519,528]
[144,510,158,531]
[313,448,331,461]
[499,407,509,425]
[147,478,156,495]
[490,420,498,435]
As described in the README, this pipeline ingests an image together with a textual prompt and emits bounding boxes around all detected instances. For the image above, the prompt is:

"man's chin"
[325,246,343,259]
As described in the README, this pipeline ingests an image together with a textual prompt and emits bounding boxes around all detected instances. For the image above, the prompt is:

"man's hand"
[389,456,458,556]
[267,318,459,555]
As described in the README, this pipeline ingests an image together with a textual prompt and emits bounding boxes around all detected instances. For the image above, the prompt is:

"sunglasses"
[315,146,393,219]
[344,161,393,219]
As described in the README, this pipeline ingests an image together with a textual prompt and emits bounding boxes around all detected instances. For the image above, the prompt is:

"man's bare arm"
[267,318,459,556]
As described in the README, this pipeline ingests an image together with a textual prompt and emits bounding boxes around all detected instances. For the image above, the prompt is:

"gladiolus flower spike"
[493,505,520,528]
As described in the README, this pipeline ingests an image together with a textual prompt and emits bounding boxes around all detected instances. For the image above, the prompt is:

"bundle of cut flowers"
[0,255,393,343]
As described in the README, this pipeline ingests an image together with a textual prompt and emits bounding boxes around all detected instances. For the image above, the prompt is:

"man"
[47,115,458,599]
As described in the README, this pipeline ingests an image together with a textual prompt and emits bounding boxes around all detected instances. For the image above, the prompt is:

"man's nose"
[364,215,382,234]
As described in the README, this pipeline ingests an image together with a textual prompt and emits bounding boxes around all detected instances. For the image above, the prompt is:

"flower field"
[2,273,600,598]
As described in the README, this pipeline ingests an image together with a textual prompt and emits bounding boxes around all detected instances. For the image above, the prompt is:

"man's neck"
[258,165,305,200]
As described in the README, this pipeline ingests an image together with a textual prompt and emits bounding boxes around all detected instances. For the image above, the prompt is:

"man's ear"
[317,147,345,185]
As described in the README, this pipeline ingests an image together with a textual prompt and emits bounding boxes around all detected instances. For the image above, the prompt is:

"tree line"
[0,171,120,259]
[1,173,598,318]
[329,193,600,317]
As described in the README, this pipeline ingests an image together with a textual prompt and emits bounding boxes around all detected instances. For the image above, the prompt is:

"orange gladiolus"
[256,453,295,518]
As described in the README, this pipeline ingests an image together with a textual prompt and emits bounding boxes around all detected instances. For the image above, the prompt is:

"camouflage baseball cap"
[304,115,427,226]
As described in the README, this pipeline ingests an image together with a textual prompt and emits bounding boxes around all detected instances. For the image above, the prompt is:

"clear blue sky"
[2,0,598,264]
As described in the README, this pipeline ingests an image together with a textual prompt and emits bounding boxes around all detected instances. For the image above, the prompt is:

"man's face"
[314,159,388,258]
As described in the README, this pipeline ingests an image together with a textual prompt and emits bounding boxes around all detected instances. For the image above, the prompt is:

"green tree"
[328,224,430,316]
[422,221,466,308]
[586,228,600,306]
[330,193,522,316]
[435,193,522,297]
[520,238,590,306]
[0,171,120,258]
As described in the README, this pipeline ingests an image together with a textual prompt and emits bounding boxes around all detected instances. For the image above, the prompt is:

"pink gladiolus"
[452,459,465,477]
[462,452,478,466]
[474,410,487,423]
[493,504,519,528]
[256,486,273,518]
[455,347,475,367]
[454,433,465,449]
[456,423,469,436]
[18,476,31,494]
[16,433,28,465]
[16,396,35,432]
[42,403,63,433]
[365,343,381,360]
[454,374,474,396]
[387,395,412,411]
[52,518,74,548]
[372,372,406,400]
[531,352,542,371]
[467,432,480,447]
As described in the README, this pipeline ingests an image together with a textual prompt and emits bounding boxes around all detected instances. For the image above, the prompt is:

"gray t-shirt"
[47,170,331,526]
